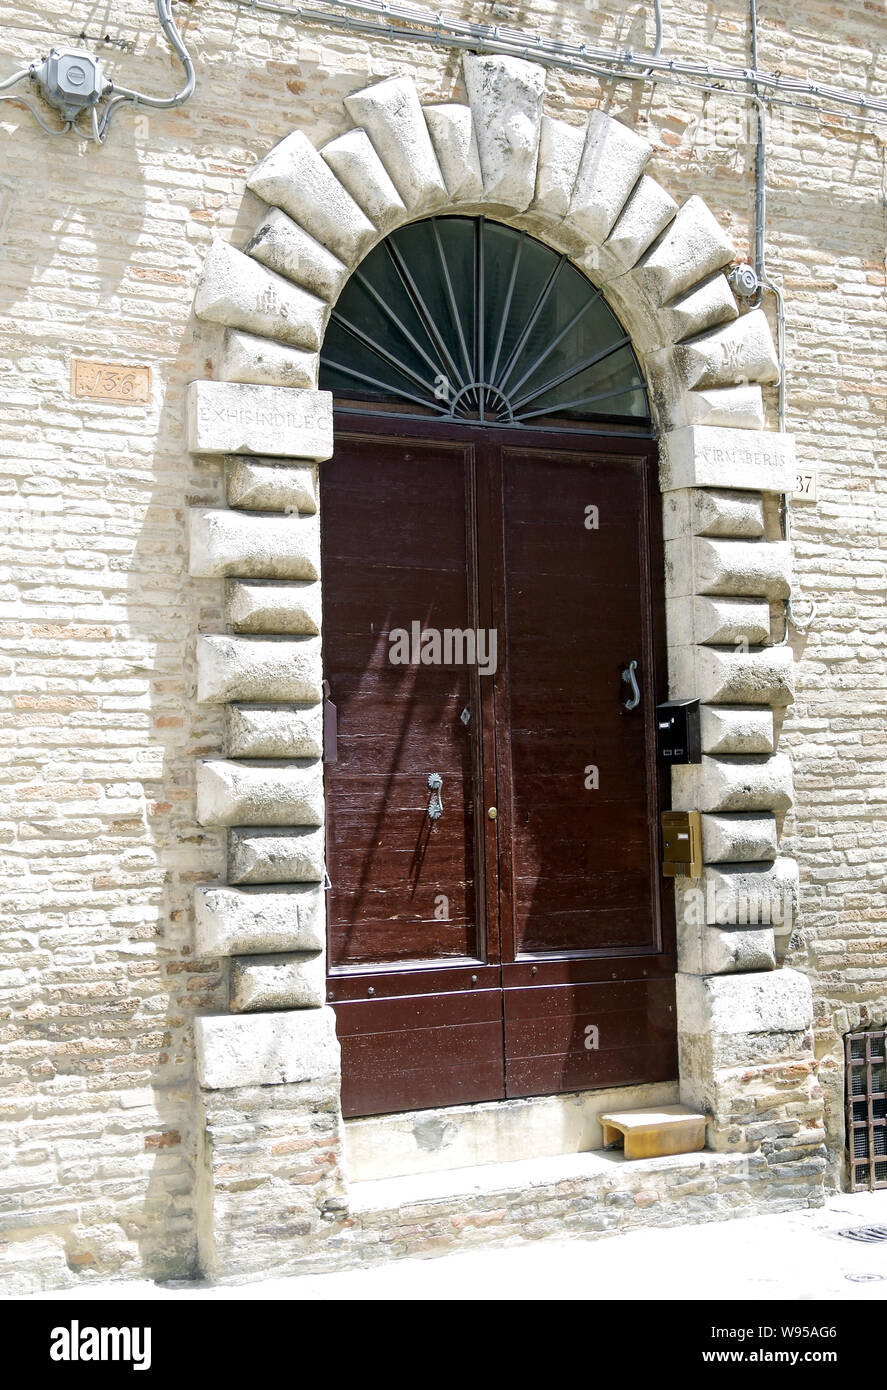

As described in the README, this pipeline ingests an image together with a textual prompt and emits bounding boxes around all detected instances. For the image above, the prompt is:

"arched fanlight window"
[319,216,650,428]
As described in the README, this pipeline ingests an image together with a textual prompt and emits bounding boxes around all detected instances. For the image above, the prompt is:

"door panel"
[323,419,675,1118]
[496,446,660,964]
[503,978,678,1098]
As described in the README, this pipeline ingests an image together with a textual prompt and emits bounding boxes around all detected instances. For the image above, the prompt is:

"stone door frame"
[185,55,822,1278]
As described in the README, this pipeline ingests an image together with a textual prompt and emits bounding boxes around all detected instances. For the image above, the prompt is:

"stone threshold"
[344,1082,680,1182]
[348,1145,742,1216]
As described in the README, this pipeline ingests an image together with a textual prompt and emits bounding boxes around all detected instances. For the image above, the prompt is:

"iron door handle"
[427,772,443,820]
[622,659,641,711]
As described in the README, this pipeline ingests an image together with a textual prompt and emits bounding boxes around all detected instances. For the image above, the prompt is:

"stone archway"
[186,56,823,1282]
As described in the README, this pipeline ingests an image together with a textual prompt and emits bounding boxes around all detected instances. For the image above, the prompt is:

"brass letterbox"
[660,809,702,879]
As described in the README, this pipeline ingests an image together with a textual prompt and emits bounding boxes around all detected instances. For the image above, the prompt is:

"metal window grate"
[845,1028,887,1192]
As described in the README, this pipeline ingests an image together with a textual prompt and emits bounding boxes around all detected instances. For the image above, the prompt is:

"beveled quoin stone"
[196,759,323,827]
[228,826,325,885]
[674,308,780,390]
[217,329,318,390]
[194,239,328,351]
[672,752,793,815]
[189,509,319,581]
[194,1007,339,1090]
[225,579,321,635]
[665,595,771,646]
[677,915,776,976]
[196,635,322,704]
[225,458,317,514]
[681,385,765,431]
[671,644,794,706]
[229,951,326,1012]
[194,884,325,956]
[665,535,791,601]
[699,706,775,757]
[225,703,323,759]
[660,425,795,493]
[701,811,778,863]
[187,382,333,459]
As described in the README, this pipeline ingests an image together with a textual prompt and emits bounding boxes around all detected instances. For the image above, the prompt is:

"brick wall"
[0,0,884,1289]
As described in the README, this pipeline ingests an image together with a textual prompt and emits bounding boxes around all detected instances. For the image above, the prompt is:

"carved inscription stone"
[187,380,333,459]
[660,425,795,493]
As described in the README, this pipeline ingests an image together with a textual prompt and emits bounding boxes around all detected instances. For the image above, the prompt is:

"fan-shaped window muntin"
[320,216,649,428]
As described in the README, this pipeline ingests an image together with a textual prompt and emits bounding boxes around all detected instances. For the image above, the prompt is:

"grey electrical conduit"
[219,0,887,126]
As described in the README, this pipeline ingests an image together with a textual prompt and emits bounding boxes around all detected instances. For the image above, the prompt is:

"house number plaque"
[71,359,151,403]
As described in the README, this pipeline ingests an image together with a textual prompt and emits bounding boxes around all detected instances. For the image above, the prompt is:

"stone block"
[246,129,377,267]
[194,884,325,956]
[694,490,766,538]
[194,1007,339,1089]
[676,967,812,1036]
[660,273,738,344]
[663,490,765,542]
[671,645,794,707]
[423,104,484,202]
[665,534,791,600]
[196,759,323,827]
[225,458,317,513]
[701,811,778,863]
[531,115,586,220]
[677,914,776,975]
[189,508,319,581]
[632,195,735,306]
[228,826,326,885]
[344,77,448,215]
[681,385,765,431]
[700,858,799,929]
[225,703,323,758]
[196,635,322,704]
[597,175,677,276]
[195,239,327,350]
[463,54,546,211]
[321,128,407,234]
[225,579,321,636]
[187,382,333,460]
[665,595,770,645]
[699,706,775,757]
[660,425,795,493]
[672,752,793,814]
[217,329,318,390]
[566,110,652,244]
[675,308,780,390]
[247,209,350,303]
[229,951,326,1012]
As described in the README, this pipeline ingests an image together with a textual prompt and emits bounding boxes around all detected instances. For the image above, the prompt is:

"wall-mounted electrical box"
[660,809,702,879]
[656,698,701,765]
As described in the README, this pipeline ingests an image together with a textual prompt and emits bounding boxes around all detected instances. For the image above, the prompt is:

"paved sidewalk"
[27,1189,887,1301]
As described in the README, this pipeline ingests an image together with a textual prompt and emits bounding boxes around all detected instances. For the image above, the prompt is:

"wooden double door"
[322,416,676,1118]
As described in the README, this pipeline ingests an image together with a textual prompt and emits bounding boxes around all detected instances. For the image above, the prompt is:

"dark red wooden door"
[323,419,675,1118]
